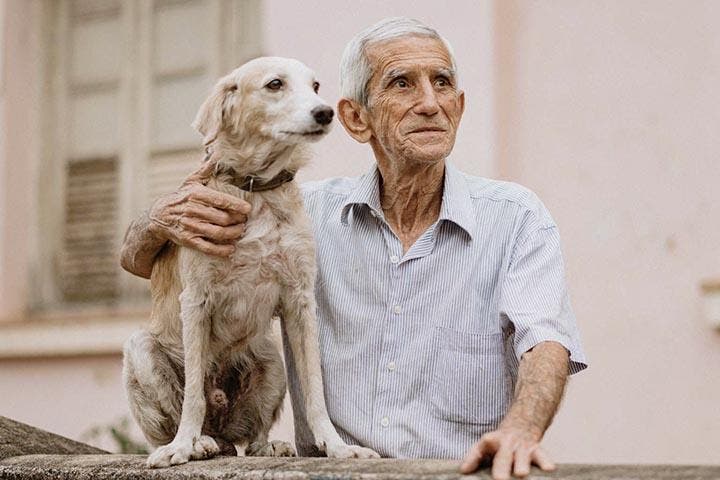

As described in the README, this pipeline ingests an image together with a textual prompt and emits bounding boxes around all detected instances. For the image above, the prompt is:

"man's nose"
[312,106,334,126]
[414,78,440,115]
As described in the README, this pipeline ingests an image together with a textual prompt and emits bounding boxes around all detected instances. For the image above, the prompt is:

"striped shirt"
[283,162,587,459]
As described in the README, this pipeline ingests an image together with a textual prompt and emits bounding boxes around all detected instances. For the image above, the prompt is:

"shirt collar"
[340,162,475,240]
[438,162,476,239]
[340,167,383,224]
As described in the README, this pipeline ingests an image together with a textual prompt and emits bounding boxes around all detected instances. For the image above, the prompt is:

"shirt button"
[381,417,390,428]
[390,255,399,264]
[387,361,396,371]
[393,305,402,314]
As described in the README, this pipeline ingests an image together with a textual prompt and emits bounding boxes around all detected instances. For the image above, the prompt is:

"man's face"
[363,35,464,165]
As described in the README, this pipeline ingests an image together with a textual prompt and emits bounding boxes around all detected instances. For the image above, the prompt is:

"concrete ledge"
[1,417,719,479]
[0,416,106,460]
[1,455,720,480]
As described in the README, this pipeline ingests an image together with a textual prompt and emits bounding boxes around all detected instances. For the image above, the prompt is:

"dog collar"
[235,170,296,192]
[204,149,296,192]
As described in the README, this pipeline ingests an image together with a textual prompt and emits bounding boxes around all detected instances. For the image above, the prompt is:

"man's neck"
[376,158,445,253]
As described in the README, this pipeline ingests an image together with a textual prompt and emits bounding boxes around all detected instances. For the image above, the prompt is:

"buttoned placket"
[367,207,405,447]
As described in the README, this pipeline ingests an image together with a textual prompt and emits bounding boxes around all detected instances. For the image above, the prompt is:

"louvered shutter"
[59,158,119,301]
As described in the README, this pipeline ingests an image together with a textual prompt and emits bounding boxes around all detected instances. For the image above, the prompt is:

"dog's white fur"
[122,57,379,467]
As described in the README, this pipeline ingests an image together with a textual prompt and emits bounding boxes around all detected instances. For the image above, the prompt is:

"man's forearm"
[119,210,168,279]
[501,341,569,437]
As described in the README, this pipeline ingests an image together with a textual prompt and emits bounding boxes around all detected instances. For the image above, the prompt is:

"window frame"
[30,0,262,318]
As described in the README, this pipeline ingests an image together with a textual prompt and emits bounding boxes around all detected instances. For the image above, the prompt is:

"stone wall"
[1,417,719,480]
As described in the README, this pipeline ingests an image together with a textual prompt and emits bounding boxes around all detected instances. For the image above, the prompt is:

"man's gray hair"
[339,17,458,106]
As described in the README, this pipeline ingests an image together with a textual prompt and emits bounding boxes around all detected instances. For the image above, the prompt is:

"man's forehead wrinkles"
[378,62,454,82]
[368,40,451,68]
[381,67,409,81]
[377,51,452,71]
[380,52,451,68]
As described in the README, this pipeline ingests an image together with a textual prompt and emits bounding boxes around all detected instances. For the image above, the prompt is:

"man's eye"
[313,82,320,93]
[395,79,408,88]
[436,77,450,87]
[266,79,283,90]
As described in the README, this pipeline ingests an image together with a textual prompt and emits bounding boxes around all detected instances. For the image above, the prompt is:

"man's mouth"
[408,127,446,133]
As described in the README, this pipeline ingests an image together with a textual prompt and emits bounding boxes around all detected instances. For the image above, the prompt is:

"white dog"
[122,57,379,468]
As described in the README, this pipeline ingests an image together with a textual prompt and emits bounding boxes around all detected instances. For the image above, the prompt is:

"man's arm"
[119,210,171,279]
[460,341,570,479]
[119,160,251,279]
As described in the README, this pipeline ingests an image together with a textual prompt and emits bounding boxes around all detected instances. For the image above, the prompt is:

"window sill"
[0,306,149,359]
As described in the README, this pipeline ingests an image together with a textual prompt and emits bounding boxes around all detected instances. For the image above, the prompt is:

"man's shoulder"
[299,175,361,221]
[462,172,538,206]
[458,170,556,228]
[300,175,359,199]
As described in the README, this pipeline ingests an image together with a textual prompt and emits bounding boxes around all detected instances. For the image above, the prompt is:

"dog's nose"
[312,106,334,126]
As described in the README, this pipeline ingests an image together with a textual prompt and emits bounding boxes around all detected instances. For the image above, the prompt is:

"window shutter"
[59,158,119,301]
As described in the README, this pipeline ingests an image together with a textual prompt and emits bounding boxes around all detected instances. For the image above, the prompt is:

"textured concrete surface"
[1,455,720,480]
[1,416,719,479]
[0,416,106,460]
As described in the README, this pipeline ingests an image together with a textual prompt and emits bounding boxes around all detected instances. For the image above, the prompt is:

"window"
[35,0,261,311]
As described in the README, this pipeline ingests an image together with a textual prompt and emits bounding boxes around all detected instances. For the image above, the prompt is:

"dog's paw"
[189,435,221,460]
[146,439,194,468]
[324,443,380,459]
[247,440,297,457]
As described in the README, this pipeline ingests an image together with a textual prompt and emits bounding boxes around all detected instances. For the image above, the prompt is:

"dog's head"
[192,57,333,147]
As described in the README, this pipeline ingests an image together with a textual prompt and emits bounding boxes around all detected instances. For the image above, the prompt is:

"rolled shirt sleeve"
[500,224,588,374]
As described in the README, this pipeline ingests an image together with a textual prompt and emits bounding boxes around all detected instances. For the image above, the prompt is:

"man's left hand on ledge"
[460,424,555,479]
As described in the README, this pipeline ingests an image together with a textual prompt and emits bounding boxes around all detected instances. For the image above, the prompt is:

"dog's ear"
[192,79,238,146]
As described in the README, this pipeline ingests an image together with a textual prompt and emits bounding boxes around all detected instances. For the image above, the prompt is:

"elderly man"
[120,17,586,480]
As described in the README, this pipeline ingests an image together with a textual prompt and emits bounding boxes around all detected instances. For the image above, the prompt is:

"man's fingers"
[459,451,482,474]
[183,203,245,227]
[531,447,556,472]
[490,443,514,480]
[512,448,532,478]
[459,438,491,474]
[187,236,235,257]
[186,188,251,213]
[181,219,245,243]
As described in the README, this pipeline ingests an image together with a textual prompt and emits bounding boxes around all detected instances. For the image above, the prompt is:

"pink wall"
[495,0,720,463]
[0,356,130,448]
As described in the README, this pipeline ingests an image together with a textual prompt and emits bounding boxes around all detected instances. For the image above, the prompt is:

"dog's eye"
[266,79,283,91]
[313,82,320,94]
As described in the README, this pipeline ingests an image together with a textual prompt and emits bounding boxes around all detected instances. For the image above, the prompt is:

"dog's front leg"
[146,288,217,467]
[281,288,379,459]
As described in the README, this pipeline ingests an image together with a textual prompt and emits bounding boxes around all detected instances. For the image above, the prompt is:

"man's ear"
[192,79,237,146]
[337,98,372,143]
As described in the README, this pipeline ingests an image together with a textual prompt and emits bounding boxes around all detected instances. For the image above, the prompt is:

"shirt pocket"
[430,327,508,426]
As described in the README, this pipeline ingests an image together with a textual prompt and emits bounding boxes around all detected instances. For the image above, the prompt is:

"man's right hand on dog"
[148,159,251,257]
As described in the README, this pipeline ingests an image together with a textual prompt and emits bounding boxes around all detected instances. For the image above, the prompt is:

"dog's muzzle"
[311,106,334,126]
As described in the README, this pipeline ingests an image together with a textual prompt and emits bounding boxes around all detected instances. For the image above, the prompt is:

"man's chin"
[400,144,454,165]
